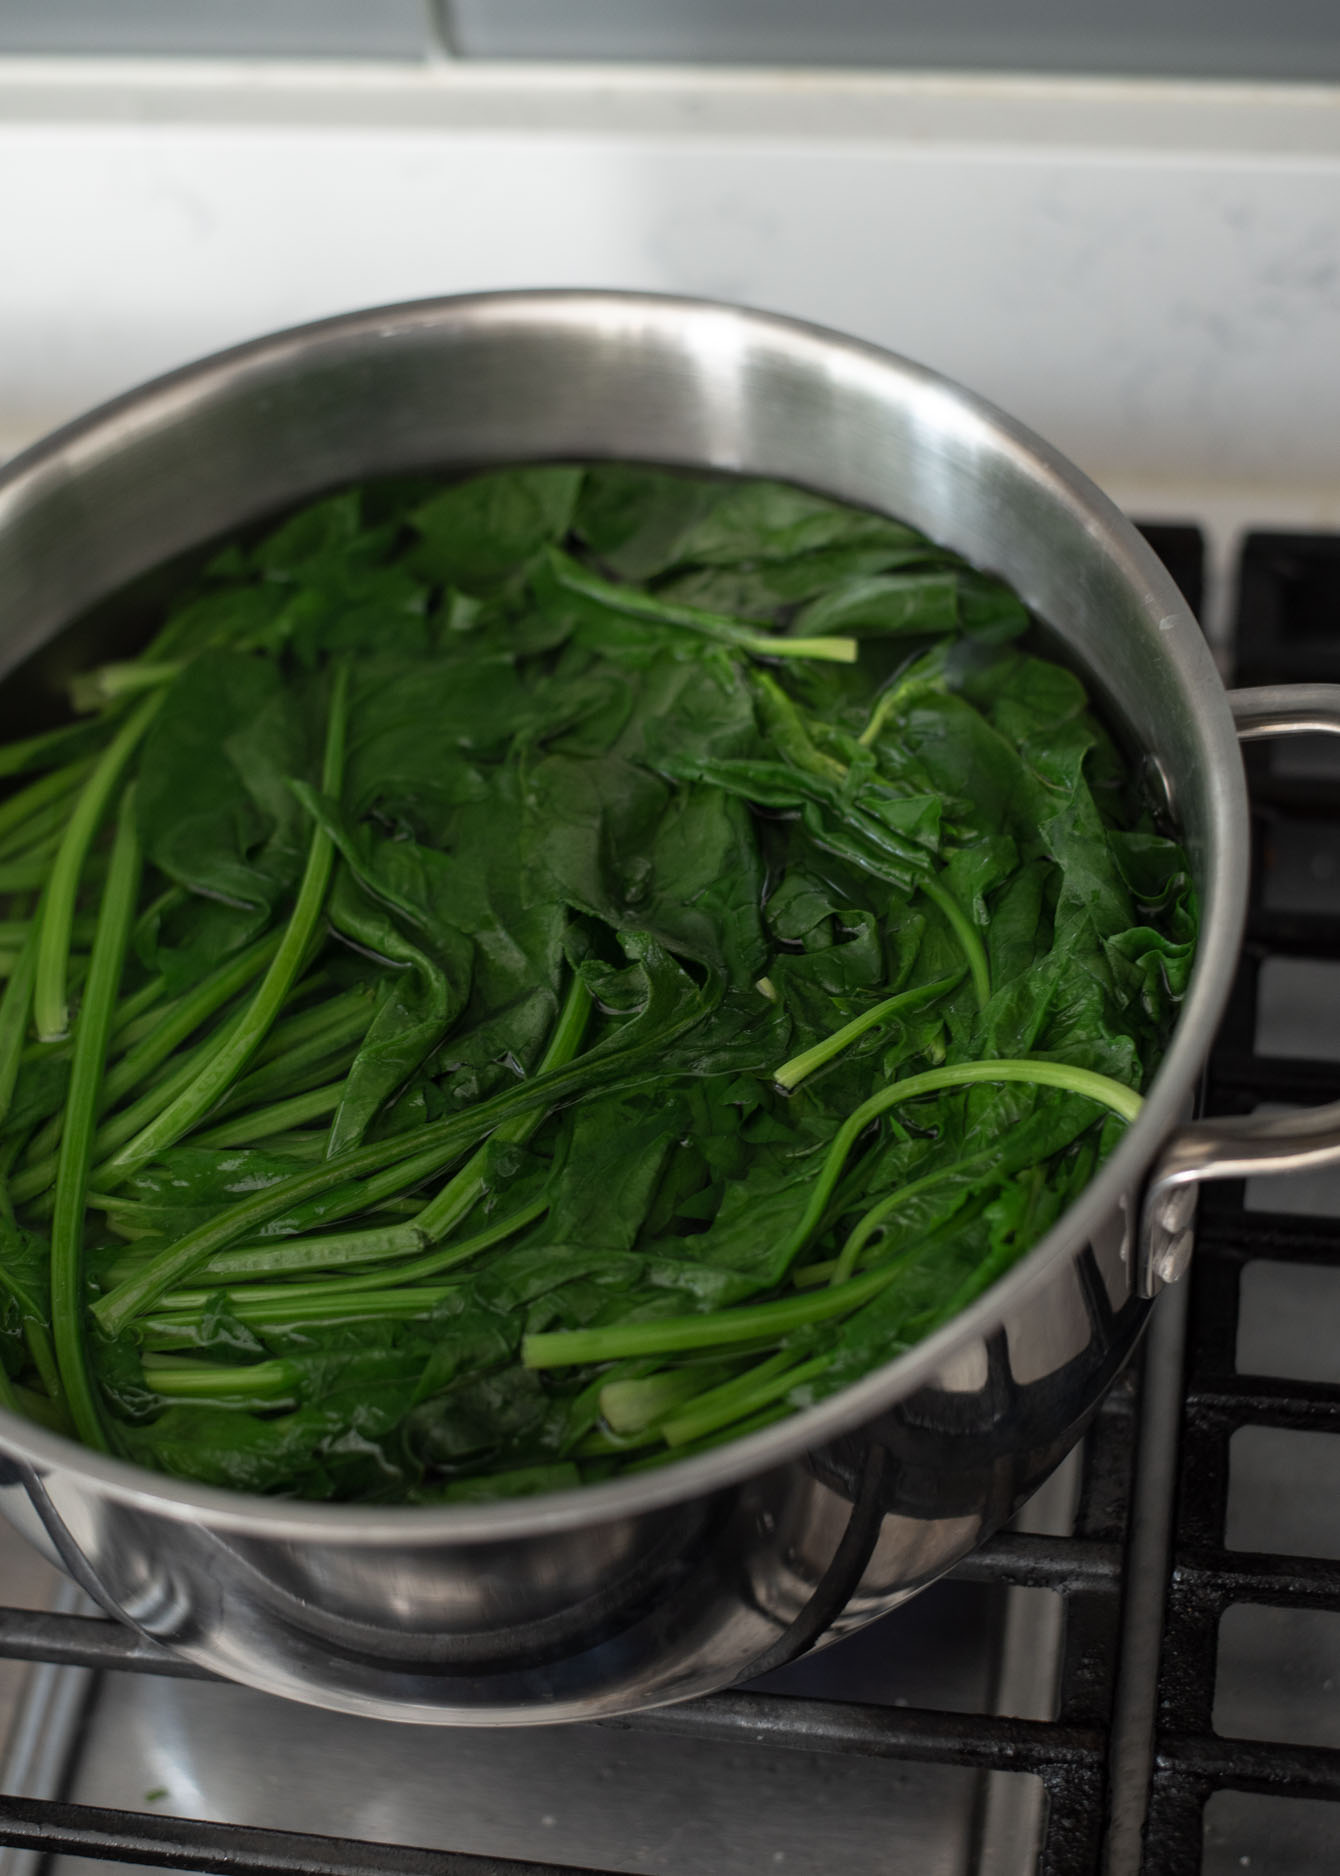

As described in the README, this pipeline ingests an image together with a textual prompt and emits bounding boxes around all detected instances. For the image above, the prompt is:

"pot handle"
[1139,684,1340,1297]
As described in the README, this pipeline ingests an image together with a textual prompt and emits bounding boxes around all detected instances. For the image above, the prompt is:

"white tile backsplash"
[1,61,1339,517]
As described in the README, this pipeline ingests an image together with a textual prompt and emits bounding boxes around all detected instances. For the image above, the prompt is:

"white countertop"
[3,55,1340,622]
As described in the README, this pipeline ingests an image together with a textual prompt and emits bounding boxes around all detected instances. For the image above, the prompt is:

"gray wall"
[0,1,433,58]
[0,0,1336,80]
[447,0,1340,80]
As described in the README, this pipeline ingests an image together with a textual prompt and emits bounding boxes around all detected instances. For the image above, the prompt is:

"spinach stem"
[0,795,92,864]
[10,1380,72,1436]
[156,1226,427,1309]
[0,917,94,949]
[50,786,142,1452]
[140,1282,455,1345]
[775,1056,1140,1278]
[618,1401,795,1471]
[773,970,962,1092]
[209,998,371,1121]
[112,1221,425,1291]
[256,1130,335,1161]
[414,973,591,1243]
[191,1081,344,1149]
[0,758,91,852]
[108,973,171,1048]
[69,662,183,714]
[101,934,281,1109]
[243,979,354,1067]
[160,1192,548,1312]
[598,1364,734,1437]
[143,1358,299,1403]
[761,635,859,665]
[0,914,41,1127]
[662,1351,829,1447]
[547,552,859,665]
[104,663,350,1174]
[660,1348,790,1436]
[335,1191,547,1288]
[856,649,948,749]
[0,719,110,782]
[857,687,904,750]
[751,670,851,782]
[828,1156,982,1287]
[33,691,162,1042]
[920,876,991,1011]
[23,933,281,1169]
[523,1260,902,1369]
[12,1004,253,1207]
[16,944,351,1217]
[11,975,165,1138]
[89,992,373,1185]
[92,1008,247,1160]
[23,1320,65,1411]
[0,849,61,894]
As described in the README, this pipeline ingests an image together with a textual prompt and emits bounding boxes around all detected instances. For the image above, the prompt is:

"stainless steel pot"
[0,291,1334,1726]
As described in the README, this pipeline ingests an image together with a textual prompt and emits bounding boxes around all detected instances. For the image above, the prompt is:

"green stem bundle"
[50,788,142,1450]
[105,665,350,1173]
[34,693,162,1043]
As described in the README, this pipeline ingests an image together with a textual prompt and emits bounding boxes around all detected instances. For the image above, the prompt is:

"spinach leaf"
[323,865,460,1156]
[136,654,308,915]
[411,468,583,594]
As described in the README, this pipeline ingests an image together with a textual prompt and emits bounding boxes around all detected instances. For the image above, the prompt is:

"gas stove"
[0,517,1334,1876]
[0,50,1338,1875]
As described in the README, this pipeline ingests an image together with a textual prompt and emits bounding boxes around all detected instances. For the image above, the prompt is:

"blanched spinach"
[0,465,1196,1501]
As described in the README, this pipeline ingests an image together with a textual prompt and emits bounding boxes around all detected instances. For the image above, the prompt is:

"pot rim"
[0,288,1249,1542]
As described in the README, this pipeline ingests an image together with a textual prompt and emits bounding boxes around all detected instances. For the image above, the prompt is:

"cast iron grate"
[0,521,1261,1876]
[0,1394,1137,1876]
[1137,530,1340,1870]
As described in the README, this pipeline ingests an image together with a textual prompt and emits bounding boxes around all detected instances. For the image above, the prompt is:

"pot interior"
[0,290,1249,1517]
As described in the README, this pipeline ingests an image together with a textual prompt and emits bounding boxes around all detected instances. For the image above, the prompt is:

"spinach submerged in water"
[0,468,1196,1501]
